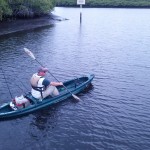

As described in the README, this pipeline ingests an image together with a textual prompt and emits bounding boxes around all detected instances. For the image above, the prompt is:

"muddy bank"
[0,14,68,37]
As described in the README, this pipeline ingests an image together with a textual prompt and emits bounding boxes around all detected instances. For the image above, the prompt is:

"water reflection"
[30,84,94,131]
[1,7,150,150]
[82,83,94,94]
[0,23,55,38]
[30,105,59,131]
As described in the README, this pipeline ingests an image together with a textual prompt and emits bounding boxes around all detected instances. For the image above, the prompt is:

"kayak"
[0,74,94,120]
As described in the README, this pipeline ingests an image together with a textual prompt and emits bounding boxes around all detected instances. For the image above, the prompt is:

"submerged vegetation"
[56,0,150,8]
[0,0,55,21]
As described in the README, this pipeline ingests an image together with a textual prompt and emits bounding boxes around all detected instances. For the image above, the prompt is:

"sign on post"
[77,0,85,23]
[77,0,85,5]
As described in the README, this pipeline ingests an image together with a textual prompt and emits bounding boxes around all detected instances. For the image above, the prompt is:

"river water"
[0,7,150,150]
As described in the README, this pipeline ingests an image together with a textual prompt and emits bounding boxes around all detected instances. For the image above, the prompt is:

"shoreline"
[56,5,150,9]
[0,6,149,37]
[0,13,68,37]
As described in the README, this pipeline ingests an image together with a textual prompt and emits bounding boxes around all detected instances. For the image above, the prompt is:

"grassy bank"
[56,0,150,8]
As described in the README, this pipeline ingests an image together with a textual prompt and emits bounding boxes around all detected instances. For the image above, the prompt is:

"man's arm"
[50,82,63,86]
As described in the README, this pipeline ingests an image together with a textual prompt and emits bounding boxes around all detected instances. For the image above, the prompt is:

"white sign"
[77,0,85,5]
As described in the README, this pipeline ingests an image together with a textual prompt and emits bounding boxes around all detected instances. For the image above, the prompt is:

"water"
[0,7,150,150]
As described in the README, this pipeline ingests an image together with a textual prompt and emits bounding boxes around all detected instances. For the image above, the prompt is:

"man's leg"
[43,86,59,98]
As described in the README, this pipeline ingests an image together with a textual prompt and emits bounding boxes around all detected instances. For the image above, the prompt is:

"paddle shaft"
[36,59,59,82]
[24,47,80,100]
[1,68,13,99]
[35,59,75,95]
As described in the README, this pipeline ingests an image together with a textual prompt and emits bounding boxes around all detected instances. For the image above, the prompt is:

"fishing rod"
[1,67,13,99]
[16,84,26,94]
[1,68,29,99]
[20,80,29,92]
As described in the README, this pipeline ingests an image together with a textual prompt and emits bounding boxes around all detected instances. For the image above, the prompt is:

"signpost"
[77,0,85,23]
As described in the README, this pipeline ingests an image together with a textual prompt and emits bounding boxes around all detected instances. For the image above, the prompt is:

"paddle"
[24,48,80,101]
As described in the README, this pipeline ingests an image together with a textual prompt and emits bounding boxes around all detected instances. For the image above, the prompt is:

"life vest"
[30,73,41,87]
[30,73,45,98]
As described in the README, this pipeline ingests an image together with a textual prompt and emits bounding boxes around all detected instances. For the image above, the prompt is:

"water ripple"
[0,7,150,150]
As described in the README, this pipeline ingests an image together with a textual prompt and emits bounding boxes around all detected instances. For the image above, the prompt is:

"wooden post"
[77,0,85,24]
[80,4,82,23]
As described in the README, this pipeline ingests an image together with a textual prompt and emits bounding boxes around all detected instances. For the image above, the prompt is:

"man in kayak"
[30,67,63,100]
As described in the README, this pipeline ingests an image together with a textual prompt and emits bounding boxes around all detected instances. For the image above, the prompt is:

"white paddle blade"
[72,94,81,101]
[24,48,36,60]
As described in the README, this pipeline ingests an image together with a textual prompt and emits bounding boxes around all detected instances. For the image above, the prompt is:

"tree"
[0,0,55,21]
[8,0,55,17]
[0,0,12,21]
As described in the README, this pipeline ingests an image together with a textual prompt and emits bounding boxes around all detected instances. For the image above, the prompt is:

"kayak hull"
[0,74,94,120]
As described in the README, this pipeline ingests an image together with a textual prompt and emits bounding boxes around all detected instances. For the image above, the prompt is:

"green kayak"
[0,74,94,120]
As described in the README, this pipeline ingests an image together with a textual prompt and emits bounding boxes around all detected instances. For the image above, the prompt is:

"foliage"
[0,0,12,20]
[9,0,55,17]
[56,0,150,7]
[0,0,55,21]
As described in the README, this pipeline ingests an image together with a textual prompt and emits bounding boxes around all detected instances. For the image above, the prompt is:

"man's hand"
[59,82,63,86]
[50,82,63,86]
